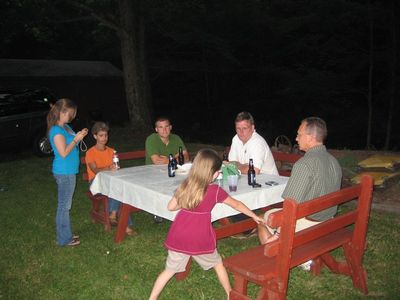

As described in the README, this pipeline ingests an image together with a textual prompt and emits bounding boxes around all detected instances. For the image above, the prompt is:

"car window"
[0,89,55,116]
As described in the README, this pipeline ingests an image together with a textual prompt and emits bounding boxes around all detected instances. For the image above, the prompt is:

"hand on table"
[110,164,120,171]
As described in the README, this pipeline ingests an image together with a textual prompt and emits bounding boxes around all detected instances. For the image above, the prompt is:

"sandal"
[109,217,118,226]
[66,238,80,247]
[126,227,137,236]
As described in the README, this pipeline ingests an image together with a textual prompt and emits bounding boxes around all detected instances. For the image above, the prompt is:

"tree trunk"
[384,0,398,150]
[118,0,152,134]
[366,1,374,149]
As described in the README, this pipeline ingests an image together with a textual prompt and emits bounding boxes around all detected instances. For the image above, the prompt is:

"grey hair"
[302,117,327,142]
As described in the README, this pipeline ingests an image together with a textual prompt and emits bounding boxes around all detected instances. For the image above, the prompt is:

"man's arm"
[183,150,189,162]
[87,161,117,174]
[146,134,168,164]
[151,154,169,165]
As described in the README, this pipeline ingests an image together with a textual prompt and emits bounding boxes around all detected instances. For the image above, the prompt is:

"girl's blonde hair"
[174,148,222,210]
[46,98,77,133]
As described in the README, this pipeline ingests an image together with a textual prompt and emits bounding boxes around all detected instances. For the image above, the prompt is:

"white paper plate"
[175,163,192,175]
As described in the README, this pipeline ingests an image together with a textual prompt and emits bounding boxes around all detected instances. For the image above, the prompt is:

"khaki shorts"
[263,208,320,234]
[166,249,222,273]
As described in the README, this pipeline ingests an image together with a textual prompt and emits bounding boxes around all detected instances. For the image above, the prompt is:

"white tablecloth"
[90,164,288,222]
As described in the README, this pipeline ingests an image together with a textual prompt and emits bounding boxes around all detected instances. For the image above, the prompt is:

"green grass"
[1,134,399,299]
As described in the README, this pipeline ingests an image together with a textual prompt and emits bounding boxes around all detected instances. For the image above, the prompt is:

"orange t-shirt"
[85,146,115,181]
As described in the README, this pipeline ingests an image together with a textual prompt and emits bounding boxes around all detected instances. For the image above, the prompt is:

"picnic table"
[89,164,288,241]
[89,164,288,280]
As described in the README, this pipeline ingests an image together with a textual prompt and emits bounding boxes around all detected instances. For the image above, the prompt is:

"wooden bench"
[223,174,374,299]
[271,151,302,177]
[80,150,146,231]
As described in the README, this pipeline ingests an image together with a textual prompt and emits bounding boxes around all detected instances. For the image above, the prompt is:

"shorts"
[263,208,320,234]
[166,249,222,273]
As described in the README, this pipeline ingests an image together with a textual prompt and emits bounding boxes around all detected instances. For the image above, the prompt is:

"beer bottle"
[178,146,184,165]
[222,152,229,162]
[112,150,120,169]
[248,158,256,186]
[168,154,176,177]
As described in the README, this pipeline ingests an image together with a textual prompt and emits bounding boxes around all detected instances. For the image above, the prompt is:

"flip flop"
[109,217,118,226]
[126,228,137,236]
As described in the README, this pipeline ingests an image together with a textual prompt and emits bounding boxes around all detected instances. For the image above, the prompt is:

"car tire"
[33,133,53,157]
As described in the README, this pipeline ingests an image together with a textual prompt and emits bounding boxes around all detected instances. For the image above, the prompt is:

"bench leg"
[230,289,251,300]
[265,280,287,300]
[88,193,111,232]
[232,275,249,296]
[310,257,322,276]
[102,199,111,231]
[319,253,348,275]
[343,243,368,294]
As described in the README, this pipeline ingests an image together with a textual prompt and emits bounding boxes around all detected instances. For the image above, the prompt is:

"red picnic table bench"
[223,174,374,299]
[80,150,146,231]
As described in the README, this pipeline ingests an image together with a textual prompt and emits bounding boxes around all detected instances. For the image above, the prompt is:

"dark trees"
[64,0,153,134]
[2,0,399,149]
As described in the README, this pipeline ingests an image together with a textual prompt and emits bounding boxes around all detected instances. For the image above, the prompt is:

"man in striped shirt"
[258,117,342,245]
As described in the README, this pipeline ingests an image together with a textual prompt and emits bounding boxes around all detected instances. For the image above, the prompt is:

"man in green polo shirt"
[145,117,190,223]
[258,117,342,251]
[145,117,189,165]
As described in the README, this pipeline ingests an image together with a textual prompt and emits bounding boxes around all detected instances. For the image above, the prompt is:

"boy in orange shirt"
[85,122,135,235]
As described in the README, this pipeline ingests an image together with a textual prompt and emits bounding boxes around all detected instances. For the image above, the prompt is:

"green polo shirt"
[145,133,186,165]
[282,145,342,221]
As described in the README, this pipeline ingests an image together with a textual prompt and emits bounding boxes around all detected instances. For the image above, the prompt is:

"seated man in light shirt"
[227,111,278,237]
[228,111,278,176]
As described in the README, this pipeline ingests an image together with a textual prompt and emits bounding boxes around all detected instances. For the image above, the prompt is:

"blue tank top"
[49,125,79,175]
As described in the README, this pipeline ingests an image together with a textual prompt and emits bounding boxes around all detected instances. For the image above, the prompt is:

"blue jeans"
[109,198,133,226]
[54,174,76,246]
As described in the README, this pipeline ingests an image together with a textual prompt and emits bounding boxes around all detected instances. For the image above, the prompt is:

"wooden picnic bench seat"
[80,150,145,231]
[223,174,374,299]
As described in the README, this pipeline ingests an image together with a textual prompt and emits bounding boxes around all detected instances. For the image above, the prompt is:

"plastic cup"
[227,175,238,192]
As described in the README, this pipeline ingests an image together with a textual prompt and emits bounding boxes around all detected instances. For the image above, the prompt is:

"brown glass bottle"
[248,158,256,185]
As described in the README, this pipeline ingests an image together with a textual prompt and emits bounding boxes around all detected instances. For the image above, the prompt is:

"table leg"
[114,203,130,243]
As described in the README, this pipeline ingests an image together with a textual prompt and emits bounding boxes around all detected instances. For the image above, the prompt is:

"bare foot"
[126,227,137,236]
[264,233,279,244]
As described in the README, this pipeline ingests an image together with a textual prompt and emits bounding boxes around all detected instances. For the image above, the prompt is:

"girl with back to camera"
[149,148,265,299]
[47,98,88,247]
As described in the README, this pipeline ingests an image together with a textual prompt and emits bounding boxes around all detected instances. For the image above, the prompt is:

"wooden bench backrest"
[80,150,146,181]
[271,151,302,176]
[264,175,374,258]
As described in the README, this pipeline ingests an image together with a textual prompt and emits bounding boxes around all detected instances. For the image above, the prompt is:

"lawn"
[1,130,399,299]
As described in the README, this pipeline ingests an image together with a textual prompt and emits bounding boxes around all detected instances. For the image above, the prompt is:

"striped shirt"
[282,145,342,221]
